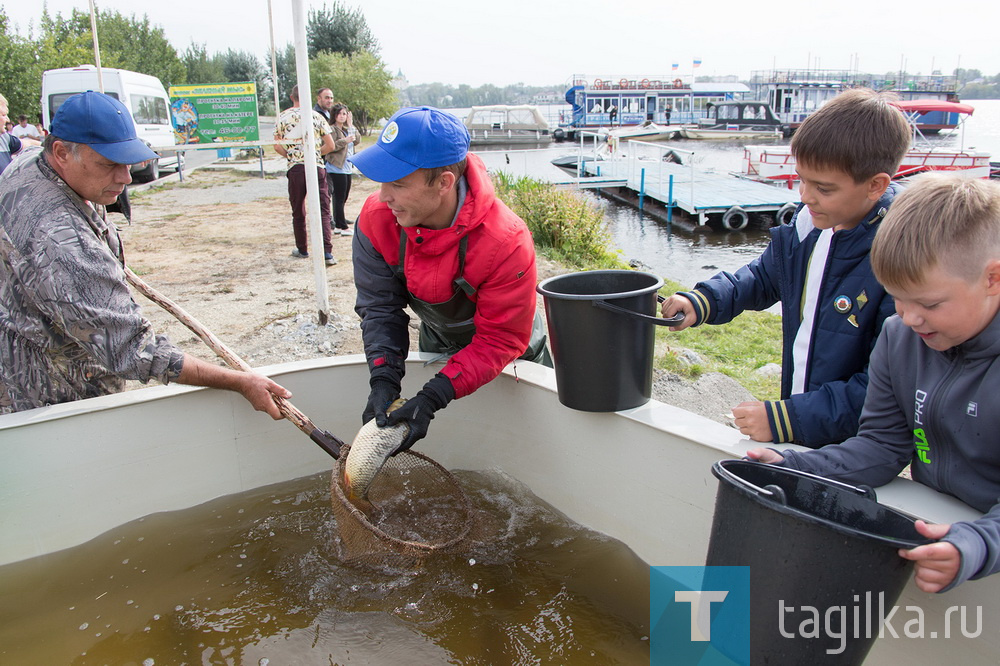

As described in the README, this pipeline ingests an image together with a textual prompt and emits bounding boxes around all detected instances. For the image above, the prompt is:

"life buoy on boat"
[619,78,629,89]
[673,78,684,89]
[775,202,798,226]
[721,206,750,231]
[593,79,605,90]
[640,79,650,89]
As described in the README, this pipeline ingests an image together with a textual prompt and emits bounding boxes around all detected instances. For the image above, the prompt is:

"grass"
[655,281,783,400]
[492,175,784,401]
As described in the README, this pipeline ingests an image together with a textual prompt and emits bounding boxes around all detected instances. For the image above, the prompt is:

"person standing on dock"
[0,91,292,416]
[660,88,911,448]
[349,106,550,454]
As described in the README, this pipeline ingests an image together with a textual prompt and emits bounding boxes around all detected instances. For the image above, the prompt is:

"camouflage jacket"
[0,148,184,414]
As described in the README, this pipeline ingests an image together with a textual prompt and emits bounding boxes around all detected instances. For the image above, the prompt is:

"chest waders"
[394,232,551,366]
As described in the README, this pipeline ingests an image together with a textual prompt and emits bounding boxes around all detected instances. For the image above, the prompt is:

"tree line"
[402,82,562,108]
[0,2,398,136]
[953,69,1000,100]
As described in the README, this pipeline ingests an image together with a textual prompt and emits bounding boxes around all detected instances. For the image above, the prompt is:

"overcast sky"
[5,0,998,88]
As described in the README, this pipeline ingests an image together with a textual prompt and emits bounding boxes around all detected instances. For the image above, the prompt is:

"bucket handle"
[592,299,686,326]
[717,460,879,502]
[716,462,787,502]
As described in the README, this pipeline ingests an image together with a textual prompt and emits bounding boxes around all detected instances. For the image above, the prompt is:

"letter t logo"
[675,590,729,641]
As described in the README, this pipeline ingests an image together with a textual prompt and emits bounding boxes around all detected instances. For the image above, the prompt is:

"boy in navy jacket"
[661,89,911,447]
[751,175,1000,592]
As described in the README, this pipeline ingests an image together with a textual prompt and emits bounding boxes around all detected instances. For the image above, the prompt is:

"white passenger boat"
[750,68,965,133]
[553,74,751,141]
[463,104,552,145]
[2,355,997,662]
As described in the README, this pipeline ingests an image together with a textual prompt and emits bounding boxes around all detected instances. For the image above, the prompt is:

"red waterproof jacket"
[353,153,537,398]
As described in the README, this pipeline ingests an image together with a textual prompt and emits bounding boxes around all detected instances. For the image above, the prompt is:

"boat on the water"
[741,100,991,187]
[463,105,552,145]
[607,119,676,142]
[553,74,750,141]
[750,68,965,133]
[2,353,997,662]
[678,101,789,140]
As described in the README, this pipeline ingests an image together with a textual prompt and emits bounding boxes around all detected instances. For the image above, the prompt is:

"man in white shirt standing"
[11,115,41,142]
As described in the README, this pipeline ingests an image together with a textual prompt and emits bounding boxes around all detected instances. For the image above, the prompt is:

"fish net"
[330,445,476,565]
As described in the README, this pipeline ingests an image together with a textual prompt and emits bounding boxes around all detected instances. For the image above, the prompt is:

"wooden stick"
[123,266,343,458]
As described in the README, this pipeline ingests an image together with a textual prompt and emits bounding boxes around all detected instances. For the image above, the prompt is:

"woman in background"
[325,103,356,236]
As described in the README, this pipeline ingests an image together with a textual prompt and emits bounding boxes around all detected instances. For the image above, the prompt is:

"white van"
[41,65,181,181]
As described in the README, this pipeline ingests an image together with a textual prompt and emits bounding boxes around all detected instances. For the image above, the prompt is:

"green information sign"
[167,82,260,144]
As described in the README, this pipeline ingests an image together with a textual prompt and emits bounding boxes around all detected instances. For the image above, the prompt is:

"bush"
[493,172,625,270]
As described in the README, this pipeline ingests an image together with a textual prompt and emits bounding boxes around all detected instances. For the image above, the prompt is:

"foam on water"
[0,468,650,664]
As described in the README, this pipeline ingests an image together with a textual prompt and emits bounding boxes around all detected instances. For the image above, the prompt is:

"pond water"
[0,470,650,664]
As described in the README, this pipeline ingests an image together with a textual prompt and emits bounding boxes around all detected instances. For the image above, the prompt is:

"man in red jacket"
[349,106,549,452]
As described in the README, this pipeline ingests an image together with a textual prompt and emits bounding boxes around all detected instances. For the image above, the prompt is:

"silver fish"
[343,399,410,500]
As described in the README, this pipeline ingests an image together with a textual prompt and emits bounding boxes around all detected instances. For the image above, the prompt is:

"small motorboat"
[680,100,789,140]
[607,120,676,142]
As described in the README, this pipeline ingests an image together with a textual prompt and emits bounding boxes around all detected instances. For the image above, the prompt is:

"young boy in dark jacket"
[750,175,1000,593]
[660,89,911,447]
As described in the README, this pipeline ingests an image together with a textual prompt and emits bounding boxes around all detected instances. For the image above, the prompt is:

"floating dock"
[477,140,801,229]
[572,157,800,227]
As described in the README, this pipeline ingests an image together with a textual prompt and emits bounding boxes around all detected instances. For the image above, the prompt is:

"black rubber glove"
[362,353,405,426]
[385,373,455,455]
[362,379,401,426]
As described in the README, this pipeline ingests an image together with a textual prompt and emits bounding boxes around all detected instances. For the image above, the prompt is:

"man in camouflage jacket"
[0,92,289,416]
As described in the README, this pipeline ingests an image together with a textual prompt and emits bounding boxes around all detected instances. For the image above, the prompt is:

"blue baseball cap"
[50,91,158,165]
[349,106,469,182]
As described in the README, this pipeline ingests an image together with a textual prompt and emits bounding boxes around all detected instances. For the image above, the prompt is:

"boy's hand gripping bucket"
[706,459,931,664]
[536,270,682,412]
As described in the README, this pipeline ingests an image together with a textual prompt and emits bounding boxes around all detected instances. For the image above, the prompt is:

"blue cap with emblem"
[348,106,469,183]
[51,91,158,165]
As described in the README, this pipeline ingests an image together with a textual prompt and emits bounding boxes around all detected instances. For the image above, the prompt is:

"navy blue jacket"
[680,183,901,447]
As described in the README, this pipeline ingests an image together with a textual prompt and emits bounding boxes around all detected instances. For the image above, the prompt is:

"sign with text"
[167,82,259,144]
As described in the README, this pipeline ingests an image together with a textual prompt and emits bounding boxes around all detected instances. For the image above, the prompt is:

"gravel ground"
[122,167,752,429]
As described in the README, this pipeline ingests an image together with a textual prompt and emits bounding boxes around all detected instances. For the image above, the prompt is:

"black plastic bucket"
[536,270,681,412]
[707,460,929,664]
